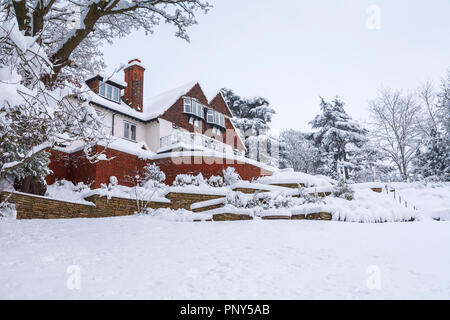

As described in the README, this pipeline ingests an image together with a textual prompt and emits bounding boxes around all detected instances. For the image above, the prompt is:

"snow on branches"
[0,0,210,187]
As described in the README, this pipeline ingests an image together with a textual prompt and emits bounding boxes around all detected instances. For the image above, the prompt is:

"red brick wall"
[86,78,99,93]
[153,156,272,185]
[47,148,99,187]
[47,148,272,187]
[209,93,232,117]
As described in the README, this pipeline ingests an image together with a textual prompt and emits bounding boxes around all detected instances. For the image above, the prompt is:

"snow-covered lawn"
[1,216,449,299]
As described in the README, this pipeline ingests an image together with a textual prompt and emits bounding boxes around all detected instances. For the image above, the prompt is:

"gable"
[159,82,209,120]
[209,92,233,118]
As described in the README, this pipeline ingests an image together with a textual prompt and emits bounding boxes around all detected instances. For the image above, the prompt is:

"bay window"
[183,98,204,118]
[206,109,225,128]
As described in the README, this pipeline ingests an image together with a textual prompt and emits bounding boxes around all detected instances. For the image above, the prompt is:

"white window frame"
[123,121,137,141]
[99,81,120,103]
[184,98,192,113]
[206,109,225,128]
[183,97,204,119]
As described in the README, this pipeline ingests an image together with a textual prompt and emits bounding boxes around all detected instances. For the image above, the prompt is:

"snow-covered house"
[47,59,275,186]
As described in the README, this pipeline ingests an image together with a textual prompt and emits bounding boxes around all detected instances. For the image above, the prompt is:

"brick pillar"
[123,58,145,112]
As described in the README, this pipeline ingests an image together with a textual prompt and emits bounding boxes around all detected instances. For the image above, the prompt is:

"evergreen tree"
[220,88,275,135]
[331,178,355,200]
[309,97,367,180]
[413,129,450,181]
[221,88,277,166]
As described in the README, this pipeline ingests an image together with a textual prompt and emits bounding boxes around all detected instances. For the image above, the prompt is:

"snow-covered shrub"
[331,179,355,200]
[297,187,325,204]
[225,191,295,210]
[208,175,224,187]
[109,176,118,187]
[223,167,241,185]
[0,201,16,219]
[173,173,206,187]
[225,191,250,208]
[143,164,166,183]
[45,180,92,204]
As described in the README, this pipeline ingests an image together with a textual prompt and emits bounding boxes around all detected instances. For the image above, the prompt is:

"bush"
[223,167,241,185]
[143,164,166,183]
[331,179,355,200]
[173,173,206,187]
[0,201,16,219]
[297,186,325,204]
[225,190,295,209]
[207,175,224,187]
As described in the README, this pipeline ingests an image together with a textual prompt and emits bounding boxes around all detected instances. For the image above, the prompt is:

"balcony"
[159,131,244,156]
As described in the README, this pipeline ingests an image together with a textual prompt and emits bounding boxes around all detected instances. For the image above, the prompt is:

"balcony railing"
[160,131,244,156]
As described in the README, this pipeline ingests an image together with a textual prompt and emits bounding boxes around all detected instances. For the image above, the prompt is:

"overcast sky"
[103,0,450,132]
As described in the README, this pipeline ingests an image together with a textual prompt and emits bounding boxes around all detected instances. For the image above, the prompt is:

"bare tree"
[368,89,423,181]
[417,80,439,137]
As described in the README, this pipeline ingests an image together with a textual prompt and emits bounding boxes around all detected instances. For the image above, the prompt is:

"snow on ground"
[258,168,334,187]
[387,182,450,221]
[0,216,449,299]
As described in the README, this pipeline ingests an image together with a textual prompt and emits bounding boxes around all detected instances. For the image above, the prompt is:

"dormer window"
[183,98,204,119]
[99,81,120,103]
[207,109,225,127]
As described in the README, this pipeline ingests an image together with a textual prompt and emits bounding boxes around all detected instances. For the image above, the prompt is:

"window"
[107,84,112,100]
[184,98,191,113]
[99,82,105,96]
[183,98,204,119]
[207,109,214,123]
[206,109,225,128]
[99,81,120,103]
[113,87,119,102]
[124,121,137,141]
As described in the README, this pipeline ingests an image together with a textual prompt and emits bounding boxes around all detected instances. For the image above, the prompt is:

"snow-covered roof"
[144,81,198,120]
[87,79,239,128]
[89,90,150,121]
[86,73,127,88]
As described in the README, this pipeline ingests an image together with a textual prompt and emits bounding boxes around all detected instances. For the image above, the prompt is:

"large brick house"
[47,59,275,186]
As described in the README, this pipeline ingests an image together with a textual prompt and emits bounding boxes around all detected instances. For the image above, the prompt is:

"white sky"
[103,0,450,132]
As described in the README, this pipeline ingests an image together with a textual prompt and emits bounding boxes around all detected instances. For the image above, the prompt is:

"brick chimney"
[123,58,145,112]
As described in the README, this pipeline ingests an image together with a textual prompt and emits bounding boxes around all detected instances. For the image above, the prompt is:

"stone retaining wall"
[0,192,169,219]
[165,192,225,210]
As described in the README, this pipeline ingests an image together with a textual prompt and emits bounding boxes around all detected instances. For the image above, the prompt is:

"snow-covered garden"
[1,216,449,299]
[0,0,449,301]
